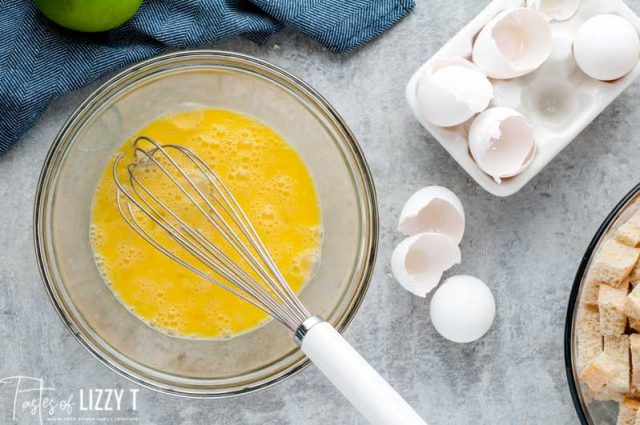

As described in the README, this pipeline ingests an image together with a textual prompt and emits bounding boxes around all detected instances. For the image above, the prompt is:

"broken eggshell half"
[472,8,553,79]
[398,186,465,244]
[468,107,536,183]
[391,232,462,297]
[415,57,493,127]
[526,0,580,22]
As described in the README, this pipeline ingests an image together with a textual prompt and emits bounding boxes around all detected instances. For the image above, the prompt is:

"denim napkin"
[0,0,414,154]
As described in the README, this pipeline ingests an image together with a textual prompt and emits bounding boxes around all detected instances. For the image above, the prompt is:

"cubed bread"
[581,381,618,403]
[632,335,640,392]
[628,386,640,401]
[616,211,640,248]
[631,318,640,333]
[580,352,617,392]
[630,261,640,287]
[592,239,640,288]
[600,280,630,335]
[617,397,640,425]
[627,286,640,320]
[605,334,631,395]
[580,335,630,402]
[582,274,601,306]
[577,305,603,371]
[591,386,625,402]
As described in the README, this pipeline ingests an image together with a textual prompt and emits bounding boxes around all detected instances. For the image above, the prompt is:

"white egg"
[472,8,552,79]
[391,233,461,297]
[430,275,495,343]
[416,57,493,127]
[526,0,580,22]
[398,186,465,244]
[573,14,640,81]
[468,107,536,183]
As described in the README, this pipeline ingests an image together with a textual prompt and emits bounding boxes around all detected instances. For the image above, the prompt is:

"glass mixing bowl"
[34,50,378,396]
[566,183,640,423]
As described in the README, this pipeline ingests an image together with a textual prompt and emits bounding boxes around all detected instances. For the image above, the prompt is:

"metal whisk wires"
[113,136,310,332]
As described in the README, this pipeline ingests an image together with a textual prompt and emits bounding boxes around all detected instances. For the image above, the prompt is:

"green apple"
[33,0,143,32]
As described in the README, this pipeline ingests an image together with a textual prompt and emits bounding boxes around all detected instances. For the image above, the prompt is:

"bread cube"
[630,261,640,287]
[605,334,631,395]
[600,279,630,335]
[592,239,640,288]
[631,335,640,392]
[579,333,631,400]
[617,397,640,425]
[590,386,625,402]
[580,352,617,392]
[577,305,603,371]
[627,285,640,320]
[582,274,600,306]
[616,211,640,247]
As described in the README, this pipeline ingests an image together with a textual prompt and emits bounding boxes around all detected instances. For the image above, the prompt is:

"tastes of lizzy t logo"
[0,376,140,424]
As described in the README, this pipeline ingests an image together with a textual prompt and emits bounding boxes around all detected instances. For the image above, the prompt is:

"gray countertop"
[2,1,639,424]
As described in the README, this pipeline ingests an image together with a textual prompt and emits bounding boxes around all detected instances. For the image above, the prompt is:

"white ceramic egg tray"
[406,0,640,197]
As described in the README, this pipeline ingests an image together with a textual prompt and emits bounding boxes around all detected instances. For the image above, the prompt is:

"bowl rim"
[33,49,379,398]
[564,182,640,424]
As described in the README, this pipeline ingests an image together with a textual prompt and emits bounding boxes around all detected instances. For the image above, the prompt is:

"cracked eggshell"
[472,8,552,79]
[468,107,536,183]
[526,0,580,21]
[416,57,493,127]
[398,186,465,244]
[391,232,462,297]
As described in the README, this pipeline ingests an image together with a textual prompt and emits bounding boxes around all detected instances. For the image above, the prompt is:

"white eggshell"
[430,275,495,343]
[573,14,640,81]
[391,233,461,297]
[468,107,536,183]
[416,57,493,127]
[526,0,580,21]
[472,8,552,79]
[398,186,465,244]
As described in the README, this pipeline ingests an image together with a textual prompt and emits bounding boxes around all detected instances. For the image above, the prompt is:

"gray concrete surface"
[3,1,640,424]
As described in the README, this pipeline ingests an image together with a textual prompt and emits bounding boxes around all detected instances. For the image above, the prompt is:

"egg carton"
[406,0,640,197]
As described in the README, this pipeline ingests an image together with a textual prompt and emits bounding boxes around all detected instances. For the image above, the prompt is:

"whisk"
[113,136,427,425]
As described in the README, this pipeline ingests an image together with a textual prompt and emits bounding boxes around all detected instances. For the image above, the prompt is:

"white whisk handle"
[299,320,428,425]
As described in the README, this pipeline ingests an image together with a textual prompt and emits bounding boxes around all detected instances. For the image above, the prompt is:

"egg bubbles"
[429,275,495,343]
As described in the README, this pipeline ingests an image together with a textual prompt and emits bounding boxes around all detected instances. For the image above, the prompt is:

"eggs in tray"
[406,0,640,196]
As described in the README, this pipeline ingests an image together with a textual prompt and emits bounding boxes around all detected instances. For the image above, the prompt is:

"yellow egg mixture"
[90,108,322,339]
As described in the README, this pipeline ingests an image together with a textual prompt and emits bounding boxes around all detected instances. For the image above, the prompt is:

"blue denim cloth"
[0,0,413,154]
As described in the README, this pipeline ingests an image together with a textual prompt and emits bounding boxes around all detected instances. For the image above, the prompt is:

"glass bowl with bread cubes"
[567,183,640,424]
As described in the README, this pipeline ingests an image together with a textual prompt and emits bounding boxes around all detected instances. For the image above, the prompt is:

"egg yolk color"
[90,108,322,339]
